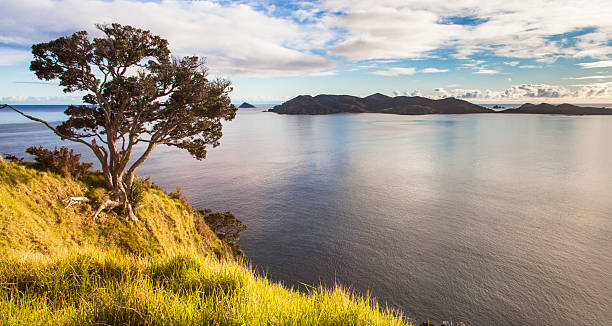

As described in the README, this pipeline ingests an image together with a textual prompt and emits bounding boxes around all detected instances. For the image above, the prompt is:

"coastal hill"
[0,157,411,325]
[500,103,612,115]
[238,102,256,108]
[268,93,493,115]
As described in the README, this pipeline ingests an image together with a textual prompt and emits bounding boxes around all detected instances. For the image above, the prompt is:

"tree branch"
[1,105,90,148]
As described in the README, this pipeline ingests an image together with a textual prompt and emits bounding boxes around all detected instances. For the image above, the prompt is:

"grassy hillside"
[0,157,229,257]
[0,157,411,326]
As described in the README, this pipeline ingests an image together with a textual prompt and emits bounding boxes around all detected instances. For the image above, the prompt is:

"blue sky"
[1,0,612,104]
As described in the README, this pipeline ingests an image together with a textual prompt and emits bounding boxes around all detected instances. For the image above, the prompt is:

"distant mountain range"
[268,93,612,115]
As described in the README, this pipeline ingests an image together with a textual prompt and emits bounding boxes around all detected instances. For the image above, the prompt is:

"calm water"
[1,106,611,325]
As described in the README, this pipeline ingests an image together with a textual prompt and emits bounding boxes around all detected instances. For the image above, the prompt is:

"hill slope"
[0,158,229,257]
[0,157,411,326]
[268,93,492,115]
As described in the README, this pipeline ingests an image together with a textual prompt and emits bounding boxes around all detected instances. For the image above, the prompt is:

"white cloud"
[326,6,462,61]
[504,61,520,66]
[372,67,417,76]
[309,70,337,76]
[320,0,612,63]
[394,89,422,96]
[0,95,83,104]
[0,0,335,77]
[0,48,31,66]
[460,60,485,67]
[421,67,448,73]
[568,75,612,80]
[371,59,401,64]
[433,83,612,101]
[474,69,500,74]
[519,65,543,69]
[578,60,612,69]
[575,82,612,98]
[572,31,612,58]
[502,84,572,98]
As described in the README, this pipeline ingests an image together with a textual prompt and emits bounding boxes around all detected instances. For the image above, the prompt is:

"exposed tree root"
[92,199,139,221]
[92,199,120,221]
[63,197,90,208]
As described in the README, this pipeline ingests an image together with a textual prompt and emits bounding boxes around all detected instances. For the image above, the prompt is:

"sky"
[1,0,612,104]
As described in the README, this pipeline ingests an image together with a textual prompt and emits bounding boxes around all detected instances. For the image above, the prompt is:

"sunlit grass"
[0,158,228,257]
[0,248,410,326]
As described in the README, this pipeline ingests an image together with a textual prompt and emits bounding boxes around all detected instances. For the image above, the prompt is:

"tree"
[198,210,248,242]
[0,23,237,220]
[198,210,248,258]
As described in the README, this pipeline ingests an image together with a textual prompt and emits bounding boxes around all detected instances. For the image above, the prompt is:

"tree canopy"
[1,23,237,220]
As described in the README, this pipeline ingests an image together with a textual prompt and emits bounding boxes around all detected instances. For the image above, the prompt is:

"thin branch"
[1,104,91,147]
[0,104,109,171]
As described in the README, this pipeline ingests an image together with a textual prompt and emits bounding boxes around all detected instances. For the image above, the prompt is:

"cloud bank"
[434,83,612,101]
[321,0,612,61]
[0,0,335,77]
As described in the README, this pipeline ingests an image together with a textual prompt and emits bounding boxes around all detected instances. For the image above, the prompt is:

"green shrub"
[86,187,109,206]
[142,176,162,191]
[169,187,191,207]
[129,177,146,206]
[81,172,107,188]
[2,153,24,163]
[25,146,92,180]
[198,210,248,259]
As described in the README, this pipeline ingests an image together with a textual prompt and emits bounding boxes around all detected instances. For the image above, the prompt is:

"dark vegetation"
[199,209,248,258]
[1,153,24,163]
[25,146,93,180]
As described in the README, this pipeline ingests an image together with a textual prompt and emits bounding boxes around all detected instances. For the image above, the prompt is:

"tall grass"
[0,248,410,326]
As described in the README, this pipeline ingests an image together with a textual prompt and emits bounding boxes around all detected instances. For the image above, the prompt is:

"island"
[238,102,256,108]
[268,93,493,115]
[500,103,612,115]
[268,93,612,116]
